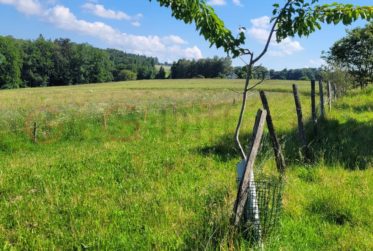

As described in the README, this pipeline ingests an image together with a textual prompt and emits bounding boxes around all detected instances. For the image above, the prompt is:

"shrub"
[118,70,137,81]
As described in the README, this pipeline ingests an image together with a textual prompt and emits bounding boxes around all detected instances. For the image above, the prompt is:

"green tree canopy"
[118,69,137,81]
[0,36,22,88]
[324,22,373,88]
[170,57,232,78]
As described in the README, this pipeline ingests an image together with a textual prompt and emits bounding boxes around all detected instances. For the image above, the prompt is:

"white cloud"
[232,0,242,6]
[0,0,42,15]
[207,0,226,6]
[250,16,270,29]
[82,3,130,21]
[268,38,303,56]
[248,28,270,42]
[82,3,142,27]
[82,3,130,20]
[44,5,201,61]
[248,16,303,56]
[131,21,141,27]
[162,35,187,45]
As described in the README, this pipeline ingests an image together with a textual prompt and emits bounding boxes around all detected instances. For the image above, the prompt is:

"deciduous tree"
[324,22,373,88]
[0,36,22,88]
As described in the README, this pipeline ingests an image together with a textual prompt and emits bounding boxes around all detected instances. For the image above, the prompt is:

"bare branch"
[246,78,266,92]
[252,0,293,64]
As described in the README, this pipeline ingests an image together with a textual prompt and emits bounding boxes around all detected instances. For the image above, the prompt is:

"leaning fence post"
[233,109,267,238]
[33,122,37,143]
[259,91,285,174]
[319,80,325,118]
[327,81,332,111]
[311,80,317,135]
[292,84,310,160]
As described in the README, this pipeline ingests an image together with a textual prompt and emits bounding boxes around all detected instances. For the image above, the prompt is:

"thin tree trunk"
[234,62,253,160]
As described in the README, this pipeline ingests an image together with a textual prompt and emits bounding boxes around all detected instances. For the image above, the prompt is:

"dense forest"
[0,35,324,89]
[170,57,232,78]
[0,35,158,88]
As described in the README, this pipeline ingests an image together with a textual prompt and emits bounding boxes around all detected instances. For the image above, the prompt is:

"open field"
[0,79,372,250]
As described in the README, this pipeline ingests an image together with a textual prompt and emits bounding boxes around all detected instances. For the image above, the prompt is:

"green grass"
[0,79,371,250]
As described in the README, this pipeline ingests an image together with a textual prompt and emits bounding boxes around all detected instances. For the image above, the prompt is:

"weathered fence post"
[292,84,310,160]
[33,122,37,143]
[233,109,267,239]
[319,80,325,118]
[332,83,337,99]
[311,80,317,135]
[103,113,108,130]
[327,81,332,111]
[259,91,285,174]
[144,106,148,123]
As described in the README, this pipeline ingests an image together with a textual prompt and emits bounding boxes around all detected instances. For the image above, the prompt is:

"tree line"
[233,66,322,81]
[3,28,369,89]
[0,35,159,88]
[170,57,232,78]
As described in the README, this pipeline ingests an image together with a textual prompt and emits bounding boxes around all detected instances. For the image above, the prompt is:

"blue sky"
[0,0,369,70]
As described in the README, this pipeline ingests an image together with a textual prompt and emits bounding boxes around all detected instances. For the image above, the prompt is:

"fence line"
[232,79,340,245]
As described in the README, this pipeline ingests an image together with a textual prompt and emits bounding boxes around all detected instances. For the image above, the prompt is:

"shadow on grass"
[197,132,275,163]
[198,133,240,162]
[312,118,373,170]
[196,117,373,170]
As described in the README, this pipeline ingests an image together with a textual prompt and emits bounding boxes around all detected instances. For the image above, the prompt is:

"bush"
[320,66,354,96]
[118,70,137,81]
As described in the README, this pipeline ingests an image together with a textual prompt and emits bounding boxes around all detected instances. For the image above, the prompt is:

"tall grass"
[0,79,371,249]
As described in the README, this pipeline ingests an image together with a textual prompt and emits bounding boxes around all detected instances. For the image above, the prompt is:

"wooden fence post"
[144,106,148,123]
[332,83,337,99]
[233,109,267,227]
[33,122,37,143]
[311,80,317,135]
[293,84,310,160]
[259,91,285,174]
[319,80,325,118]
[103,113,108,130]
[327,81,332,111]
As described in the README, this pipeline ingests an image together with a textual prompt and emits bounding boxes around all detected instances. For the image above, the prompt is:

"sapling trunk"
[233,1,293,243]
[234,62,261,240]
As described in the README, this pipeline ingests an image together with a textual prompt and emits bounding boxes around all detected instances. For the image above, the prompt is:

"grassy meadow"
[0,79,372,250]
